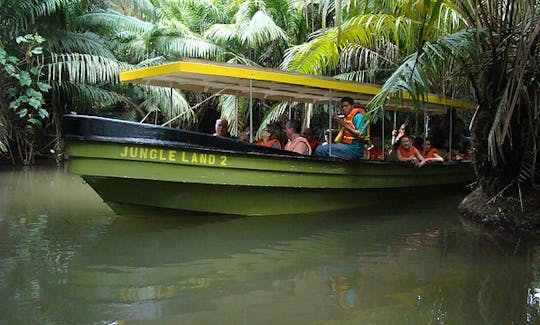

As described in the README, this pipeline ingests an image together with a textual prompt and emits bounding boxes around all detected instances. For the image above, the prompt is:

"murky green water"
[0,166,539,324]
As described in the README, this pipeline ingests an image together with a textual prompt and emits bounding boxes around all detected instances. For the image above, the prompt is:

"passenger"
[320,129,338,146]
[450,148,466,161]
[314,97,366,160]
[367,136,384,160]
[461,139,473,161]
[284,120,311,155]
[391,123,411,147]
[239,125,250,142]
[257,125,282,149]
[302,127,319,151]
[396,135,425,167]
[388,122,411,161]
[418,138,444,166]
[213,118,231,137]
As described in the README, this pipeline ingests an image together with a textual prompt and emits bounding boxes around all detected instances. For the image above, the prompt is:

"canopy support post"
[249,80,253,143]
[382,109,385,157]
[423,103,428,155]
[328,90,333,157]
[169,87,173,125]
[448,107,453,161]
[234,96,239,137]
[393,109,397,131]
[288,104,292,120]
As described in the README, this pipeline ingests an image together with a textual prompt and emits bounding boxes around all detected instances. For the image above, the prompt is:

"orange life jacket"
[340,108,364,144]
[285,136,312,155]
[308,139,319,150]
[257,138,281,149]
[398,145,418,159]
[422,148,438,158]
[368,147,384,160]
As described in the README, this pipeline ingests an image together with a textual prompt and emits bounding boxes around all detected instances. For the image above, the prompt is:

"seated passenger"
[239,125,251,142]
[213,118,232,137]
[450,148,466,161]
[367,136,384,160]
[284,120,311,155]
[314,97,366,160]
[320,129,338,146]
[302,127,319,151]
[396,135,425,167]
[388,122,411,161]
[391,123,410,147]
[418,138,444,166]
[257,126,282,149]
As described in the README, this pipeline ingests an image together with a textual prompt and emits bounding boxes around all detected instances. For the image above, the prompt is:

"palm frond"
[368,28,478,115]
[219,94,247,133]
[46,31,115,59]
[0,0,72,35]
[487,20,540,167]
[79,10,153,35]
[281,29,340,73]
[115,0,161,22]
[240,10,289,47]
[162,0,230,33]
[138,85,193,123]
[153,35,226,60]
[52,81,134,113]
[258,102,290,137]
[136,55,168,67]
[45,53,130,84]
[204,23,241,46]
[109,37,150,63]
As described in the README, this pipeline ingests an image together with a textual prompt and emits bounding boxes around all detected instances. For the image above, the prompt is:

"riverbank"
[459,187,540,239]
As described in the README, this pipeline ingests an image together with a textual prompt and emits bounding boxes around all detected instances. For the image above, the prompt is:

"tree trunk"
[471,100,530,197]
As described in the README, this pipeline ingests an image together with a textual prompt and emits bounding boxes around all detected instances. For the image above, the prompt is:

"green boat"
[63,59,475,216]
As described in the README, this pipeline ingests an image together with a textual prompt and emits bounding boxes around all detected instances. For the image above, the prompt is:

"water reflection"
[0,167,539,324]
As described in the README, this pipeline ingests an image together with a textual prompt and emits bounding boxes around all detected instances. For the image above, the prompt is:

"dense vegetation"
[1,0,538,228]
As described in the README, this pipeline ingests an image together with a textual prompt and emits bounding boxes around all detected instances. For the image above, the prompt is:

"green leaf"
[19,71,32,86]
[28,98,42,109]
[38,108,49,119]
[4,64,16,74]
[30,67,40,75]
[37,82,51,92]
[9,100,20,109]
[26,88,41,98]
[31,47,43,55]
[17,108,28,117]
[28,118,42,127]
[7,88,18,96]
[16,36,28,44]
[34,35,45,43]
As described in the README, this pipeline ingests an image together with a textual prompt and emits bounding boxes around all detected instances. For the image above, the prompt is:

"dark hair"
[340,97,354,105]
[399,123,411,136]
[286,119,302,134]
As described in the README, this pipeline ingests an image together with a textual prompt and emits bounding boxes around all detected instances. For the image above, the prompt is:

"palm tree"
[0,0,195,164]
[77,0,237,130]
[283,0,539,205]
[456,0,540,195]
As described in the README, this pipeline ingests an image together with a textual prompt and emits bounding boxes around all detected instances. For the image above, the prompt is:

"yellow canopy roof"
[119,58,475,112]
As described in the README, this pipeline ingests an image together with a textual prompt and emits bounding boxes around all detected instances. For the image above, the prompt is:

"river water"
[0,166,539,324]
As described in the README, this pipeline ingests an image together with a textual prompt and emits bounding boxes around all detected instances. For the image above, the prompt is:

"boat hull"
[63,115,475,216]
[82,176,443,216]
